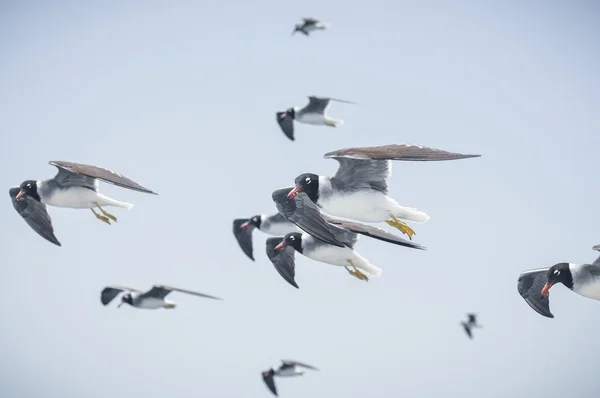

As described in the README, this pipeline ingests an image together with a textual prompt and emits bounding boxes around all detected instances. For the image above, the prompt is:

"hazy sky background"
[1,1,599,397]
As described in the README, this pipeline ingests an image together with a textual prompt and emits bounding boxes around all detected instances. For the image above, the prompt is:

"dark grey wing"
[265,212,292,225]
[100,286,139,305]
[517,268,554,318]
[276,112,294,141]
[49,161,157,194]
[302,17,320,25]
[282,360,319,371]
[303,96,356,114]
[462,323,473,339]
[10,187,61,246]
[262,371,278,396]
[233,218,255,261]
[140,285,173,299]
[266,237,299,289]
[324,144,481,162]
[323,217,426,250]
[156,285,223,300]
[467,314,477,324]
[272,187,346,247]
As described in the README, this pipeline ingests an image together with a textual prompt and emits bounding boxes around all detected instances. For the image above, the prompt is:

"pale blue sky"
[1,1,599,397]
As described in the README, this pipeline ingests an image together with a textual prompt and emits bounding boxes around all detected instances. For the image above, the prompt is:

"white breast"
[43,187,101,209]
[305,242,355,267]
[319,191,393,222]
[297,112,326,125]
[277,367,304,377]
[137,297,166,309]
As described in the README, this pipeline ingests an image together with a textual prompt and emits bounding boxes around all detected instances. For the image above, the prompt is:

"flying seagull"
[287,144,481,239]
[461,313,482,339]
[266,218,424,288]
[262,360,318,396]
[101,284,222,309]
[232,213,300,261]
[518,244,600,318]
[10,161,157,245]
[276,96,356,141]
[292,18,329,36]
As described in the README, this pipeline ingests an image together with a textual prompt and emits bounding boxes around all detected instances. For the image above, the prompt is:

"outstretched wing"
[467,313,477,324]
[145,285,222,300]
[266,237,299,289]
[233,218,255,261]
[517,268,554,318]
[323,217,425,250]
[101,286,139,305]
[276,112,295,141]
[301,17,320,25]
[282,360,319,370]
[10,187,61,246]
[462,323,473,339]
[49,161,157,194]
[325,144,481,194]
[272,187,346,247]
[591,244,600,266]
[262,371,277,396]
[303,96,356,114]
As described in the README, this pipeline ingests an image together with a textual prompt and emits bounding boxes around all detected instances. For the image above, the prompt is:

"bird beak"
[287,186,302,199]
[15,191,25,200]
[541,282,554,297]
[274,242,287,252]
[279,112,288,119]
[240,221,250,229]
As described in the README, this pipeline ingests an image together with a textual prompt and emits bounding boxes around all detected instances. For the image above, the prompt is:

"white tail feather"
[392,205,430,223]
[353,253,383,276]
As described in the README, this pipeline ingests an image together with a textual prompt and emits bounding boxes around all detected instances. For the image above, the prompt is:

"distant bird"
[287,144,481,239]
[232,213,300,260]
[518,244,600,318]
[10,161,157,246]
[262,360,319,396]
[292,18,328,36]
[101,285,222,309]
[461,313,482,339]
[266,217,424,288]
[276,96,356,141]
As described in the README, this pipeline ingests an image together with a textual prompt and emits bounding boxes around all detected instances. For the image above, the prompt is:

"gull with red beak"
[517,244,600,318]
[262,360,319,397]
[276,96,356,141]
[266,217,424,288]
[287,144,481,240]
[10,161,157,245]
[101,285,222,310]
[232,213,300,261]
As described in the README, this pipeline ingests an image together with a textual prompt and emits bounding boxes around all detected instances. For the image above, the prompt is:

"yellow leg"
[385,215,416,240]
[91,208,111,225]
[345,260,369,282]
[93,202,117,222]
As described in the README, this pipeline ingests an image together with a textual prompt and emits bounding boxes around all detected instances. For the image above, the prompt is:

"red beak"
[287,186,302,199]
[240,221,250,229]
[541,282,554,297]
[274,242,287,251]
[15,191,25,200]
[280,113,287,119]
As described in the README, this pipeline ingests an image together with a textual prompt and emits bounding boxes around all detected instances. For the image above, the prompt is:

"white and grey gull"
[292,18,329,36]
[101,284,222,310]
[262,360,319,396]
[517,244,600,318]
[276,96,356,141]
[10,161,157,246]
[287,144,481,239]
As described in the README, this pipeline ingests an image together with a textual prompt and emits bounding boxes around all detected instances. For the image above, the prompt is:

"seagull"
[276,96,356,141]
[101,284,222,309]
[292,18,328,36]
[262,360,319,396]
[232,213,300,261]
[287,144,481,239]
[517,244,600,318]
[461,313,482,339]
[266,218,424,288]
[10,161,157,245]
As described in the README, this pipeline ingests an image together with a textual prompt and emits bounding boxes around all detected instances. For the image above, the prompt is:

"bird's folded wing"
[233,218,255,261]
[10,187,61,246]
[149,285,223,300]
[266,237,299,289]
[49,161,157,194]
[101,286,139,305]
[324,217,426,250]
[272,187,346,247]
[324,144,481,161]
[517,268,554,318]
